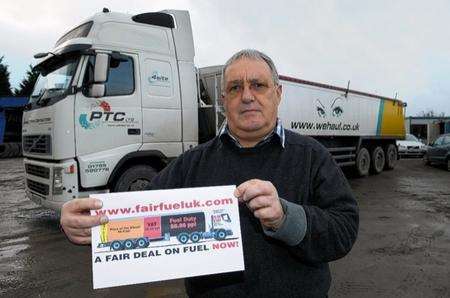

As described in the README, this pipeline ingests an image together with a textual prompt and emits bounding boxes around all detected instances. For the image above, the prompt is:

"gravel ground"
[0,158,448,297]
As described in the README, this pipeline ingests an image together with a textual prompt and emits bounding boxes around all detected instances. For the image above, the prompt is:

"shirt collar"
[219,118,285,148]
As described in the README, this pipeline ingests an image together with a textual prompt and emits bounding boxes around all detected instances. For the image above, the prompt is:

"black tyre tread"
[355,147,370,177]
[370,146,385,175]
[384,144,397,170]
[113,165,157,192]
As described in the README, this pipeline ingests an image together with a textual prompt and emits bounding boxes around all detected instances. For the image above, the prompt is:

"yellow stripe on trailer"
[378,99,406,138]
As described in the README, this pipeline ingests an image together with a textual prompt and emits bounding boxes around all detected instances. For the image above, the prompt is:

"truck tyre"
[111,241,123,251]
[370,146,385,174]
[0,144,7,158]
[14,143,22,157]
[12,143,20,157]
[124,239,135,249]
[177,233,190,244]
[137,237,149,248]
[6,143,16,158]
[215,229,227,241]
[355,147,370,177]
[190,232,201,243]
[384,144,397,170]
[0,143,12,158]
[113,165,157,192]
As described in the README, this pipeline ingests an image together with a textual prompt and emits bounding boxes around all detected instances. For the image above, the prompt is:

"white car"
[397,134,428,157]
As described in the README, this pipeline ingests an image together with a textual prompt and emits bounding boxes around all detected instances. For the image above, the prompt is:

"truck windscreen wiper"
[36,88,66,106]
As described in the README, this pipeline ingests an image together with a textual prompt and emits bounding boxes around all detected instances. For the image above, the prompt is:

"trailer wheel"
[215,229,227,241]
[370,146,385,174]
[177,233,190,244]
[113,165,157,192]
[384,144,397,170]
[111,240,123,251]
[124,239,135,250]
[355,147,370,177]
[190,232,201,243]
[137,237,149,248]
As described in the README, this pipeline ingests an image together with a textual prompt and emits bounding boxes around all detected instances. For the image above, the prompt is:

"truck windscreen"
[30,55,80,107]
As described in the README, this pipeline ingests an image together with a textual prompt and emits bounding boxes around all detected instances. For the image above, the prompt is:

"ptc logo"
[79,100,126,130]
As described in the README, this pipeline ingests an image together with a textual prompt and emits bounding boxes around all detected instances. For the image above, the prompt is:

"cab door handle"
[128,128,141,135]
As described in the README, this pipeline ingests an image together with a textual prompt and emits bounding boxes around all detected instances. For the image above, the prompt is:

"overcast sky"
[1,0,449,116]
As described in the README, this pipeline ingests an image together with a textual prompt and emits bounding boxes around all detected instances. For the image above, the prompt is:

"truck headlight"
[53,167,63,195]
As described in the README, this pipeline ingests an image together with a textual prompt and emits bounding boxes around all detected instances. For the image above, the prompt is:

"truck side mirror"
[89,84,106,98]
[94,53,109,83]
[88,53,109,97]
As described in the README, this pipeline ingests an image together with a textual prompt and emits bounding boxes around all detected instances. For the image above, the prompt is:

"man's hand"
[235,179,285,230]
[60,198,108,245]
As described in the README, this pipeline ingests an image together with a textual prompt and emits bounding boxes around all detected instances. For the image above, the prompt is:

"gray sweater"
[150,129,359,298]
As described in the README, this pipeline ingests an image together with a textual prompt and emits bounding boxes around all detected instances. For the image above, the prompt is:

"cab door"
[74,53,142,187]
[139,51,182,156]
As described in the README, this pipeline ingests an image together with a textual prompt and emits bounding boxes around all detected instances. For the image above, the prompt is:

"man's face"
[222,58,282,140]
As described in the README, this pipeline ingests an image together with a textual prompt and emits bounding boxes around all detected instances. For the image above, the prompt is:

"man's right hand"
[60,198,108,245]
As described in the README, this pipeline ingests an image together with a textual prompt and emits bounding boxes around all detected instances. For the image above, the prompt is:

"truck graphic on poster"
[97,211,233,251]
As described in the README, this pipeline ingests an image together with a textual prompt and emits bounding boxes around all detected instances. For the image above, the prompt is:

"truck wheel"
[384,144,397,170]
[0,143,12,158]
[0,144,7,158]
[113,165,157,192]
[177,233,190,244]
[137,237,149,248]
[124,239,135,249]
[9,143,19,157]
[17,143,23,156]
[190,232,201,243]
[355,147,370,177]
[215,229,227,241]
[370,146,385,174]
[111,240,123,251]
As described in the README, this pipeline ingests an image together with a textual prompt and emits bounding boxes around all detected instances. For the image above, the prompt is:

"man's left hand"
[235,179,285,230]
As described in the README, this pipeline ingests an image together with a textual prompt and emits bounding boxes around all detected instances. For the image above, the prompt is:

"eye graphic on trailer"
[316,97,344,118]
[331,97,344,117]
[316,99,326,118]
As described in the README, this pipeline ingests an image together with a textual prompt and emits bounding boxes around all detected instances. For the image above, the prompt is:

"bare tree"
[417,110,446,117]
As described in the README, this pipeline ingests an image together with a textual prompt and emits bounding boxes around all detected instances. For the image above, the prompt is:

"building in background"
[405,116,450,144]
[0,97,28,158]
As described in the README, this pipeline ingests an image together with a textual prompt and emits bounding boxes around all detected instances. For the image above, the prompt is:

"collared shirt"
[218,118,285,148]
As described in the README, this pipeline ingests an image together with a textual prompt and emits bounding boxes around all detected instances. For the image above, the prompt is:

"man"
[61,49,359,297]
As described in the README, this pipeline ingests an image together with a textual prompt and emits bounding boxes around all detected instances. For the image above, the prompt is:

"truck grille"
[25,164,50,179]
[23,135,52,155]
[27,179,49,196]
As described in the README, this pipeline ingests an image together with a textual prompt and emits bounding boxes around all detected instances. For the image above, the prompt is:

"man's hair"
[221,49,279,91]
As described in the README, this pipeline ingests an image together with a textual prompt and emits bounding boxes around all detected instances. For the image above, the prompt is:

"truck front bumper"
[24,158,79,210]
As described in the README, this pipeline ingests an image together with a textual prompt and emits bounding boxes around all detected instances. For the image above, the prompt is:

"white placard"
[90,185,244,289]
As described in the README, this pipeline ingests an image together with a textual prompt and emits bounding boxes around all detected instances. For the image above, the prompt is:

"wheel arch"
[107,150,168,189]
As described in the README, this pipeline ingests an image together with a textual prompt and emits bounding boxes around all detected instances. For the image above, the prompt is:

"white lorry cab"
[23,9,406,210]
